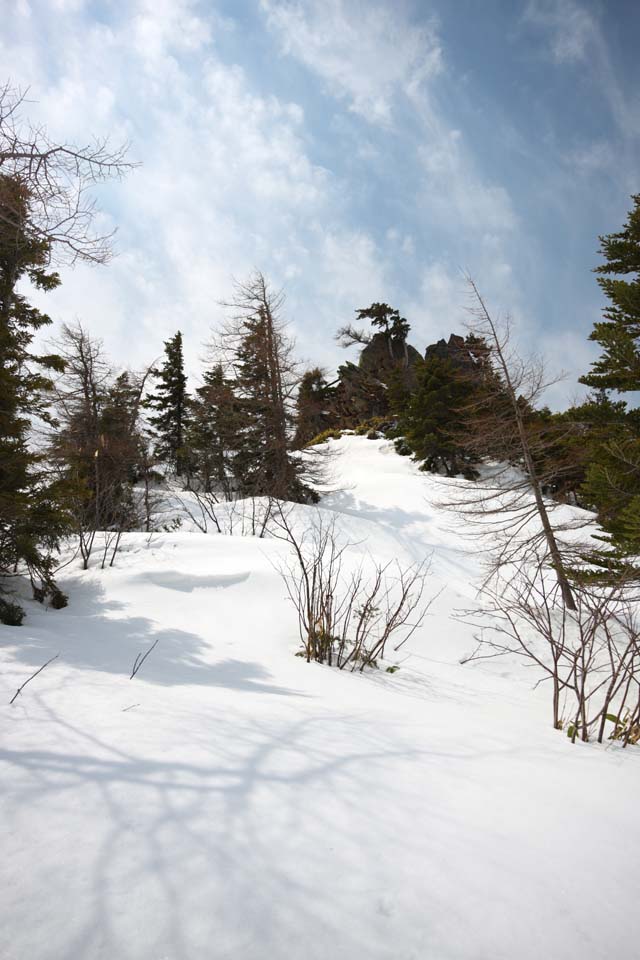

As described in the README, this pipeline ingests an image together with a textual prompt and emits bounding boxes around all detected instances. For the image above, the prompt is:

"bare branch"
[9,653,59,704]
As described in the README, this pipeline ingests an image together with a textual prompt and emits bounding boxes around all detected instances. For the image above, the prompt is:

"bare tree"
[444,278,581,609]
[0,82,135,264]
[460,556,640,743]
[335,324,373,349]
[273,505,433,670]
[50,324,152,568]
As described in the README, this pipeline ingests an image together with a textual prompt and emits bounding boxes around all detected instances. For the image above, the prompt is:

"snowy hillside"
[1,437,638,960]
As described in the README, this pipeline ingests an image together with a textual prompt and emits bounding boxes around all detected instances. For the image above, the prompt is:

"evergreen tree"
[355,303,410,364]
[222,273,315,502]
[334,303,420,426]
[581,195,640,393]
[578,196,640,556]
[293,368,337,447]
[147,331,191,477]
[581,432,640,551]
[398,355,478,478]
[0,175,69,619]
[188,363,241,496]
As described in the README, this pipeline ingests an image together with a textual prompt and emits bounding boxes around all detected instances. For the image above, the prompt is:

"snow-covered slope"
[1,437,638,960]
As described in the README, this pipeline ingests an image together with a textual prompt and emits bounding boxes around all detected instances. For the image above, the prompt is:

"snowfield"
[1,437,639,960]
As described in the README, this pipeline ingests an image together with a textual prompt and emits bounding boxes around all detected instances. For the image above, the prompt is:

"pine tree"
[355,303,410,364]
[581,195,640,393]
[147,331,191,478]
[578,197,640,557]
[221,273,314,502]
[0,87,132,615]
[398,355,478,478]
[293,368,337,447]
[0,175,69,618]
[188,363,241,496]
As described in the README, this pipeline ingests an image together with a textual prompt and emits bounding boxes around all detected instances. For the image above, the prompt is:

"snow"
[1,436,639,960]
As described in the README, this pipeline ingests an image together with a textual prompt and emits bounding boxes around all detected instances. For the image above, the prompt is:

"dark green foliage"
[0,175,71,616]
[542,391,632,517]
[355,302,410,356]
[514,404,585,505]
[188,363,242,495]
[581,433,640,551]
[0,596,26,626]
[293,368,337,448]
[576,196,640,557]
[581,195,640,393]
[386,365,413,418]
[397,355,479,478]
[146,331,191,476]
[333,303,420,427]
[224,273,315,502]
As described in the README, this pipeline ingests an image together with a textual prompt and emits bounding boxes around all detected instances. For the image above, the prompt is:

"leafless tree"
[442,278,581,609]
[49,323,152,568]
[174,491,280,538]
[0,81,135,264]
[213,271,326,502]
[335,324,373,349]
[459,556,640,744]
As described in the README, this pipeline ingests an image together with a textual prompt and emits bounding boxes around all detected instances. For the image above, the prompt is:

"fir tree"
[0,175,69,618]
[578,196,640,556]
[188,363,241,496]
[398,355,478,478]
[221,273,315,502]
[147,331,191,477]
[581,195,640,393]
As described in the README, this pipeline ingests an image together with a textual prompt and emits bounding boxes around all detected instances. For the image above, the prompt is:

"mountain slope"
[1,437,638,960]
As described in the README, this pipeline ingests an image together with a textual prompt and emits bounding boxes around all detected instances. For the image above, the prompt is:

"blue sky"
[2,0,639,406]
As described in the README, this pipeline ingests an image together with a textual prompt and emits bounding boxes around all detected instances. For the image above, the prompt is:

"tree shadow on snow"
[1,576,302,697]
[0,708,454,960]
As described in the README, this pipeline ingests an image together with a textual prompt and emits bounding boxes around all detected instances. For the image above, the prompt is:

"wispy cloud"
[524,0,640,141]
[1,0,390,375]
[523,0,595,63]
[260,0,522,348]
[1,0,634,405]
[260,0,442,125]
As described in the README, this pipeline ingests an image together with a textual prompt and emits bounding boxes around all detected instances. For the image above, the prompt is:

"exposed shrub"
[0,597,26,626]
[460,560,640,746]
[305,428,343,447]
[273,506,434,670]
[353,416,393,437]
[50,590,68,610]
[393,438,413,457]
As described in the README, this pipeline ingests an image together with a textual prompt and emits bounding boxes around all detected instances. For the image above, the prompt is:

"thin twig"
[130,638,159,679]
[9,654,59,704]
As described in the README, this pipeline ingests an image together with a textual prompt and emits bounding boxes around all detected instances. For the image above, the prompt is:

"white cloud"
[1,0,391,379]
[260,0,442,125]
[1,0,618,407]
